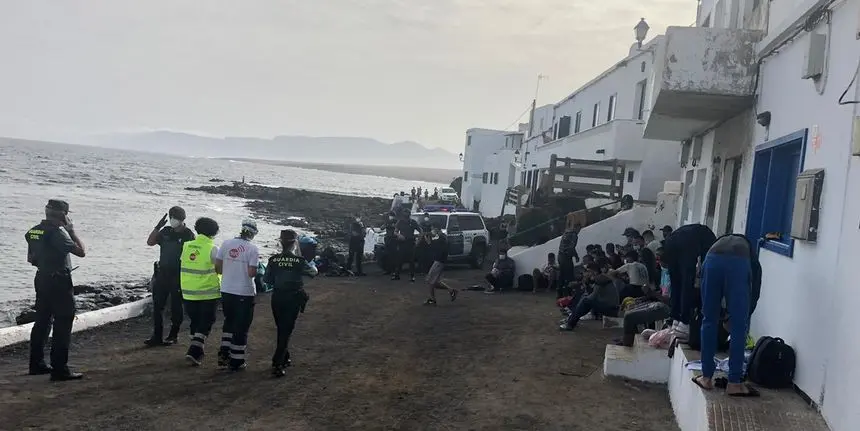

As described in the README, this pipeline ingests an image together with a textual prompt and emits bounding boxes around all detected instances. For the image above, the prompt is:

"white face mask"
[424,217,430,222]
[499,254,506,260]
[355,218,361,223]
[389,216,395,220]
[169,218,182,229]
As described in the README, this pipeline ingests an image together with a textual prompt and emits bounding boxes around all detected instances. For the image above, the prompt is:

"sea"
[0,139,443,305]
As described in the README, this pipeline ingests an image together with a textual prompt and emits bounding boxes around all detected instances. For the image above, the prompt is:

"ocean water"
[0,140,442,303]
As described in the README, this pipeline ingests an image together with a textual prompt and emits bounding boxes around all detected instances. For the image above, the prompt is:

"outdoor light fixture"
[458,152,464,162]
[634,18,650,48]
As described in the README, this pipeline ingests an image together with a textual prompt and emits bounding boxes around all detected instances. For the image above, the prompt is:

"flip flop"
[450,289,458,302]
[727,384,761,397]
[691,376,713,391]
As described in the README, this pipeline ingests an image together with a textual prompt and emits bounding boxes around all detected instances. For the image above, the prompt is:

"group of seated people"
[551,228,674,347]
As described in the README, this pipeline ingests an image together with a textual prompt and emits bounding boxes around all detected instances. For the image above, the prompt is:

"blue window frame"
[745,129,807,257]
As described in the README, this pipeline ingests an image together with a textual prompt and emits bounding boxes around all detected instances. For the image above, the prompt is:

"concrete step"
[603,333,671,383]
[669,344,829,431]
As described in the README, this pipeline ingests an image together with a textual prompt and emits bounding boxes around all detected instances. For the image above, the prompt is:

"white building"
[460,128,509,210]
[644,0,860,429]
[476,132,523,217]
[519,40,681,202]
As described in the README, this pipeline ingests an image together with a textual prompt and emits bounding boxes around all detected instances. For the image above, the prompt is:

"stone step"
[603,333,671,383]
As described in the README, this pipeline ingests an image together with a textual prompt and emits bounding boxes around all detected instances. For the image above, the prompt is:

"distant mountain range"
[81,131,460,168]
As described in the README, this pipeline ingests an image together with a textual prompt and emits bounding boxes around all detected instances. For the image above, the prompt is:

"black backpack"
[747,336,796,388]
[685,308,729,351]
[517,274,534,292]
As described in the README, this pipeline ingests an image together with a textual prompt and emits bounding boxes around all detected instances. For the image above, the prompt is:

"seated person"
[485,249,516,293]
[532,252,559,293]
[560,263,619,331]
[617,258,671,346]
[609,250,650,300]
[606,243,624,269]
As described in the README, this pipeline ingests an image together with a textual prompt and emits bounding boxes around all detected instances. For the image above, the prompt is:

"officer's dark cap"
[45,199,70,213]
[661,225,674,233]
[194,217,219,237]
[168,206,186,221]
[280,229,297,243]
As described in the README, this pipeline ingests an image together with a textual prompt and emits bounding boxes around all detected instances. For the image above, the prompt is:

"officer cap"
[661,225,674,233]
[45,199,70,213]
[280,229,297,243]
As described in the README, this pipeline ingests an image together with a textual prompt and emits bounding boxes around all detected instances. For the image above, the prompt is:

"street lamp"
[634,18,650,48]
[514,149,521,163]
[458,152,464,162]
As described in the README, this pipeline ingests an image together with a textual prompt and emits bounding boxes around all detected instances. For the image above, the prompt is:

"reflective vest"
[180,235,221,301]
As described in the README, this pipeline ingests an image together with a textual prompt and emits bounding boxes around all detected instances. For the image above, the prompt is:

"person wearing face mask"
[145,206,194,347]
[25,199,86,381]
[417,212,434,274]
[381,211,398,275]
[215,219,260,371]
[345,215,366,276]
[484,248,516,294]
[424,224,458,305]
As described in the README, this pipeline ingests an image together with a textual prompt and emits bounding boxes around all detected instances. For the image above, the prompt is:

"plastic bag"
[648,327,674,349]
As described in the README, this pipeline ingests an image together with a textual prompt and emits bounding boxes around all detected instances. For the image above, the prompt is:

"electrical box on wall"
[802,33,826,80]
[853,116,860,156]
[790,168,825,242]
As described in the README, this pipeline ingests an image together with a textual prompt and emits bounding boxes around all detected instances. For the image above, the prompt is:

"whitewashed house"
[460,128,509,210]
[644,0,860,429]
[520,39,681,202]
[476,132,523,217]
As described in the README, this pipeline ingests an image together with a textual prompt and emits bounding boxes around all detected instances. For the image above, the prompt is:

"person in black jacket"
[345,216,366,276]
[423,225,458,305]
[264,229,318,378]
[25,199,87,381]
[381,212,397,274]
[661,223,716,336]
[392,211,420,282]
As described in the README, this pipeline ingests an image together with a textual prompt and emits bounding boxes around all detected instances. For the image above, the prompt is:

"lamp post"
[634,18,650,48]
[458,152,464,162]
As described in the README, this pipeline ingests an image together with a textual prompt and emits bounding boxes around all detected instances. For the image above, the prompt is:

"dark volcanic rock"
[186,183,391,248]
[13,281,150,326]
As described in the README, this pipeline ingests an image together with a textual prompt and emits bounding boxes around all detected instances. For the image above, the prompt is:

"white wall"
[478,149,517,217]
[461,128,507,209]
[674,2,860,429]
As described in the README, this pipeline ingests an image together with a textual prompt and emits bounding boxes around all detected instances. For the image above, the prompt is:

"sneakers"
[449,289,458,302]
[410,276,415,283]
[559,323,574,331]
[391,275,401,281]
[272,365,287,378]
[483,286,497,295]
[217,352,230,367]
[50,371,83,382]
[164,335,178,345]
[229,362,247,372]
[29,363,53,375]
[423,298,437,306]
[186,353,203,367]
[143,338,170,347]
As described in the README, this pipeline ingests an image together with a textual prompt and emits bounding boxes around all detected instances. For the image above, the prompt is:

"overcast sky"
[0,0,695,153]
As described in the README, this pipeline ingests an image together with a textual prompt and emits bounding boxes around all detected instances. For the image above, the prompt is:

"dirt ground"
[0,268,678,431]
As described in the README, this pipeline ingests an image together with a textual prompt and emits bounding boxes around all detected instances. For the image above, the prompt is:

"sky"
[0,0,696,153]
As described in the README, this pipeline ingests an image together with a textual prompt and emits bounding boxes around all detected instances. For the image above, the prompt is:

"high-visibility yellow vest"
[180,235,221,301]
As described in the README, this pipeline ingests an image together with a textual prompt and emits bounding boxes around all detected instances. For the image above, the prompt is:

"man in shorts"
[424,224,458,305]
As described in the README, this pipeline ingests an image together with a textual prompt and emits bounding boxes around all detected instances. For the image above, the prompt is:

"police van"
[410,210,490,268]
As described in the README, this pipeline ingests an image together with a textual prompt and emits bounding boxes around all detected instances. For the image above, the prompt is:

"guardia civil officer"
[264,229,317,377]
[145,206,194,346]
[179,217,222,366]
[25,199,86,381]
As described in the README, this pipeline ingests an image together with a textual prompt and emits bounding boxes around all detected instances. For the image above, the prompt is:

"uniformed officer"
[264,229,317,378]
[25,199,86,381]
[382,211,397,275]
[179,217,222,366]
[145,206,194,346]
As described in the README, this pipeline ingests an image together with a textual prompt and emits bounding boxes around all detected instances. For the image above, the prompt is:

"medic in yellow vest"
[179,217,222,366]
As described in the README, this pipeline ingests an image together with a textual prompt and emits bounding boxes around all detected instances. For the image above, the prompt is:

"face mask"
[389,216,394,220]
[424,217,429,222]
[169,218,182,229]
[499,254,505,260]
[355,218,361,223]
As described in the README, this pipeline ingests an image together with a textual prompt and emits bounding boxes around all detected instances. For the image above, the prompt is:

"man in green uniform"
[25,199,86,381]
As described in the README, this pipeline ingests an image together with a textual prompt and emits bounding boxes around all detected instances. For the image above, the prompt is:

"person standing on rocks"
[345,216,366,276]
[179,217,222,366]
[145,206,194,347]
[264,229,317,377]
[25,199,86,381]
[216,219,259,371]
[392,211,420,282]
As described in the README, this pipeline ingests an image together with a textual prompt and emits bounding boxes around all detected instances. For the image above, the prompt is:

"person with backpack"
[691,234,760,397]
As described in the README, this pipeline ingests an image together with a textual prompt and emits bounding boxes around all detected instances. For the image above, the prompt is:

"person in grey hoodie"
[560,263,620,331]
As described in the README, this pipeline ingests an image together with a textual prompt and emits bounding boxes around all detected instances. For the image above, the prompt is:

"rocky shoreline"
[5,280,150,327]
[187,182,392,251]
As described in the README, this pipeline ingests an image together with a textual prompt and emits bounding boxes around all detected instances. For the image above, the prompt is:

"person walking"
[216,219,259,371]
[423,225,458,305]
[25,199,86,381]
[264,229,317,377]
[557,223,581,290]
[345,216,366,276]
[145,206,194,346]
[179,217,222,366]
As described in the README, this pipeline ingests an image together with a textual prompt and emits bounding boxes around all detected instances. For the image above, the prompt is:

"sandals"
[423,298,437,306]
[692,376,761,397]
[691,376,713,391]
[727,384,761,397]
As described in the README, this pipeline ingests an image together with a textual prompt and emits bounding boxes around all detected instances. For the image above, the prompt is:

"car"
[438,187,460,203]
[410,211,489,268]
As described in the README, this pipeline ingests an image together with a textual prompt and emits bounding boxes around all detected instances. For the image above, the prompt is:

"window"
[526,170,533,188]
[607,94,617,122]
[467,136,472,146]
[641,61,646,72]
[745,130,807,257]
[447,215,460,233]
[634,80,647,120]
[482,172,488,183]
[627,171,634,183]
[557,116,571,138]
[521,171,526,186]
[493,173,499,184]
[553,123,559,139]
[463,171,468,182]
[592,103,601,127]
[574,111,582,133]
[459,215,486,231]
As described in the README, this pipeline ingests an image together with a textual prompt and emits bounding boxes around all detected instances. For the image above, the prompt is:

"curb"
[0,295,152,348]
